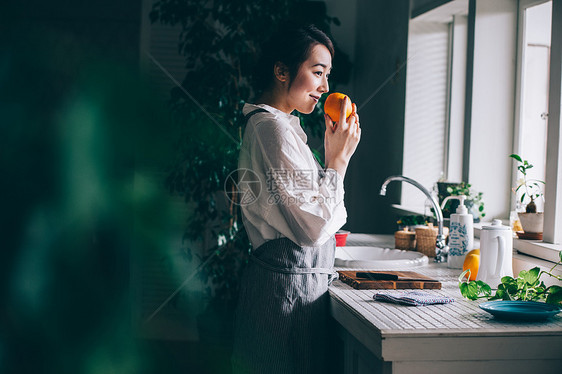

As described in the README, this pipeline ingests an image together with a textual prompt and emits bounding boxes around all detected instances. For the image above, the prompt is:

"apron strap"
[251,255,339,284]
[250,255,334,275]
[244,107,269,122]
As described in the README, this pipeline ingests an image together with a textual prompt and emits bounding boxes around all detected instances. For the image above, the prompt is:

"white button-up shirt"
[238,103,347,249]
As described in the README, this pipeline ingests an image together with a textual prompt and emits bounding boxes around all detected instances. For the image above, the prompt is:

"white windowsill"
[473,221,562,263]
[392,204,562,264]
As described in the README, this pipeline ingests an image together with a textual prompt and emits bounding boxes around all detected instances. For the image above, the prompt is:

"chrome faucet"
[379,175,448,263]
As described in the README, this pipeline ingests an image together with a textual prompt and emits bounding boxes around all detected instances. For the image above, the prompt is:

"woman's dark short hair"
[253,23,334,94]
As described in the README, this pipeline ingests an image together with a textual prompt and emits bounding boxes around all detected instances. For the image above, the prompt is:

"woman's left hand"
[324,100,361,178]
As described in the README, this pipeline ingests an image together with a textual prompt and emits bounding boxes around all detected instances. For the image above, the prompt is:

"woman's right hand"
[324,96,361,179]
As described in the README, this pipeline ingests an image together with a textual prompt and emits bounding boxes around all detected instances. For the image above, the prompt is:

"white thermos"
[476,219,513,286]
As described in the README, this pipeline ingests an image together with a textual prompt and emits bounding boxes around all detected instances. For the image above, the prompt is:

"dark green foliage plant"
[149,0,351,310]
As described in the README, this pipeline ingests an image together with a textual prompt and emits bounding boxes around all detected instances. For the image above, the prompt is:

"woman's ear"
[273,62,289,83]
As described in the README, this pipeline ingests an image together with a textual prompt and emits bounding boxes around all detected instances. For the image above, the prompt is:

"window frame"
[543,0,562,245]
[514,0,562,247]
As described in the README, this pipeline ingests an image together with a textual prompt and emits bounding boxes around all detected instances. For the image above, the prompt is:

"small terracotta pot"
[517,212,544,233]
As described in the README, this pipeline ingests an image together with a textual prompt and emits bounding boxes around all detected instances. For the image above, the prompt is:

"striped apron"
[231,107,338,373]
[231,236,338,374]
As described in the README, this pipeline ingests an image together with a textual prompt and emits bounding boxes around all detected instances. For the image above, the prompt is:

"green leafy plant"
[458,251,562,305]
[435,182,485,221]
[509,153,545,213]
[396,215,428,228]
[448,182,485,219]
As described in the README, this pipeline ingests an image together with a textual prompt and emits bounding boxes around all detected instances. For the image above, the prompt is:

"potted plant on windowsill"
[396,214,428,231]
[509,153,545,235]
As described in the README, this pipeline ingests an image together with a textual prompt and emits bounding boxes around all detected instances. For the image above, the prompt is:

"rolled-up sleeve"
[253,120,347,247]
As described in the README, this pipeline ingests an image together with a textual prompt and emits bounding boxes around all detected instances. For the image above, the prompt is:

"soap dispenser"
[441,195,474,269]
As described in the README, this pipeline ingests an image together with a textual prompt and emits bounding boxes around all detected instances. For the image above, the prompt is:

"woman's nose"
[320,77,329,93]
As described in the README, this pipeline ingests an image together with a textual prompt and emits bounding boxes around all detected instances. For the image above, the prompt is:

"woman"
[232,23,361,374]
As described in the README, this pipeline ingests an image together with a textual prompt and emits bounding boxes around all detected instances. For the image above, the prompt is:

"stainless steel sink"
[334,246,428,269]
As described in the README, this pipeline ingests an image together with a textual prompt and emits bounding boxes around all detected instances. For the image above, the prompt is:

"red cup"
[335,230,350,246]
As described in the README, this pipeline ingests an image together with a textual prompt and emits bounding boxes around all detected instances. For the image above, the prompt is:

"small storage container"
[394,228,416,250]
[415,223,449,257]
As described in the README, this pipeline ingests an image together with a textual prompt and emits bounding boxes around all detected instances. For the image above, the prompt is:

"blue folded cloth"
[373,291,455,306]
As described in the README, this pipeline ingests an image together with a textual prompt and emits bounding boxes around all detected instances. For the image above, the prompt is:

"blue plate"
[479,300,561,321]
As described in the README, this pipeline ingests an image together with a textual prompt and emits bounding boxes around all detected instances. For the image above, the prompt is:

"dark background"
[0,0,418,372]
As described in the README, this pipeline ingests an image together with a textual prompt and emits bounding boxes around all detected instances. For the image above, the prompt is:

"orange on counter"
[462,249,480,281]
[324,92,353,123]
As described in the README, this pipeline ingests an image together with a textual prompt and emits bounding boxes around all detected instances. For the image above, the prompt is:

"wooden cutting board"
[337,271,442,290]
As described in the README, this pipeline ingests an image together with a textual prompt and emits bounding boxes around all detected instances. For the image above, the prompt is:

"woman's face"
[287,44,332,114]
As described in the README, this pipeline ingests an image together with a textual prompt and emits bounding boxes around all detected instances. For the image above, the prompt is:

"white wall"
[468,0,518,220]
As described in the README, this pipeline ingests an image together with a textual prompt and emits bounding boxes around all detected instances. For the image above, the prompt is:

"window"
[513,0,551,214]
[402,1,468,211]
[514,0,562,252]
[402,18,450,211]
[403,0,561,260]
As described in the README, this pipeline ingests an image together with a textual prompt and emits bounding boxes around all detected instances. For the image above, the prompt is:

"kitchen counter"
[329,234,562,374]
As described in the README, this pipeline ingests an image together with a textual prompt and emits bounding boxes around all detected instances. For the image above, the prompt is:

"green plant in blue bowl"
[458,251,562,307]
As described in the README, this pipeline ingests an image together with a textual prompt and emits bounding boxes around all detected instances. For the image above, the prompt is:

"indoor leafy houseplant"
[436,182,485,222]
[509,153,545,233]
[149,0,351,357]
[458,251,562,305]
[396,215,427,230]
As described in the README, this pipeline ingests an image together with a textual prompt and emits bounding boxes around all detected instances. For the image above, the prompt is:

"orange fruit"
[324,92,353,122]
[462,249,480,281]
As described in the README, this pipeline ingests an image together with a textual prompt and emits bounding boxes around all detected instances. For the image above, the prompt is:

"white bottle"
[441,195,474,269]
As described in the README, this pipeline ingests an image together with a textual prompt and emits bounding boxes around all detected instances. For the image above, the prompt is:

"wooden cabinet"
[332,320,390,374]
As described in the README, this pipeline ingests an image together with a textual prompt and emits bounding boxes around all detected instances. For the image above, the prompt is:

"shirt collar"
[243,103,307,144]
